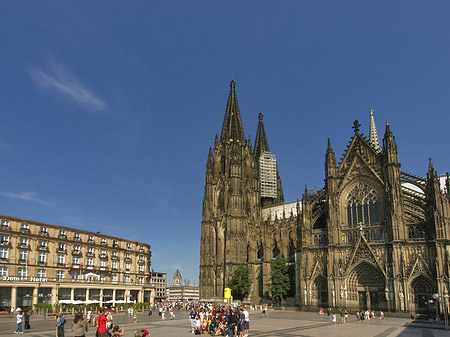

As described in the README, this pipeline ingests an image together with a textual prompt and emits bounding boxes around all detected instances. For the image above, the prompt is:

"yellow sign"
[224,287,231,299]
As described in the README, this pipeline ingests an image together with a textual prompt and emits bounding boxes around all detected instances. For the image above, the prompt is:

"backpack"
[134,330,150,337]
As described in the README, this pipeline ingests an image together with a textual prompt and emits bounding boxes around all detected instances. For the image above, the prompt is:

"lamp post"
[443,292,449,331]
[432,293,439,321]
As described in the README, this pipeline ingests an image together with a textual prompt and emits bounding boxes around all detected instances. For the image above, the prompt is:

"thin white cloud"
[30,61,106,112]
[1,191,59,209]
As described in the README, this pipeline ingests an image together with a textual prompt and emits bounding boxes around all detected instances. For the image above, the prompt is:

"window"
[74,233,80,241]
[125,276,130,283]
[40,226,48,235]
[138,277,143,284]
[39,240,47,249]
[19,250,28,261]
[139,245,144,252]
[100,249,106,257]
[73,256,79,265]
[111,275,118,282]
[88,236,94,243]
[37,269,46,278]
[99,274,105,281]
[100,260,106,267]
[20,237,29,247]
[59,230,66,239]
[73,245,80,254]
[1,220,10,229]
[125,263,130,271]
[58,254,65,264]
[101,238,106,246]
[0,248,8,259]
[18,268,27,277]
[58,243,66,252]
[72,271,79,280]
[0,267,7,276]
[139,265,144,273]
[21,223,30,233]
[0,235,9,245]
[126,253,131,259]
[112,251,118,259]
[112,261,117,270]
[113,240,118,247]
[87,258,93,267]
[127,243,132,250]
[56,271,64,280]
[87,247,94,256]
[346,183,381,228]
[38,252,46,263]
[139,255,144,262]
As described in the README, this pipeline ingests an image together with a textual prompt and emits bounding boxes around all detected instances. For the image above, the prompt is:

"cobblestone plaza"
[1,310,448,337]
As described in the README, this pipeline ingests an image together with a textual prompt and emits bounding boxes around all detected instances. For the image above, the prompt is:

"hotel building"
[0,215,154,311]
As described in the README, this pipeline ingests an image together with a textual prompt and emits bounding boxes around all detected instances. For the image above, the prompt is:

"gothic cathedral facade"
[200,81,450,313]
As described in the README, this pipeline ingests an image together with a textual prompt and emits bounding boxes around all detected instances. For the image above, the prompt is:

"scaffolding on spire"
[259,151,277,198]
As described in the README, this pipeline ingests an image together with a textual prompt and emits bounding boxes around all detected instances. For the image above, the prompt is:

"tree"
[269,258,290,303]
[227,265,250,300]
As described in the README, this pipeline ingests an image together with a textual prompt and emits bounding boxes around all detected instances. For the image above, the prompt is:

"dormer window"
[74,233,80,241]
[21,223,30,233]
[1,220,10,230]
[59,230,66,239]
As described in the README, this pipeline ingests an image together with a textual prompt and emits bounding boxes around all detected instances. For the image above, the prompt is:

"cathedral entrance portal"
[410,276,436,314]
[313,276,328,308]
[347,262,386,311]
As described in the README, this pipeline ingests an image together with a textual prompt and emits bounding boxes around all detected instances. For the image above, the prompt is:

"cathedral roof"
[220,80,245,143]
[254,112,270,159]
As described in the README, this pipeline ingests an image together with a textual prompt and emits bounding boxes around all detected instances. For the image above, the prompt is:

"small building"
[150,271,167,302]
[166,269,199,302]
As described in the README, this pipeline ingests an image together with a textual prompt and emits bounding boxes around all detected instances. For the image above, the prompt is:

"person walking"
[97,308,110,337]
[56,312,67,337]
[71,312,88,337]
[14,308,23,334]
[24,312,31,330]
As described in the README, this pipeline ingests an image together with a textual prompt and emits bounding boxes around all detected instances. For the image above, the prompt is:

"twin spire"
[220,80,245,142]
[219,80,270,157]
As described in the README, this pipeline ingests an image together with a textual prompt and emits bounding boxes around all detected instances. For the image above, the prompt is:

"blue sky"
[1,1,449,284]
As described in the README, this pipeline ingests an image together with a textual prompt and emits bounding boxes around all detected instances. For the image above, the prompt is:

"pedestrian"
[319,307,323,315]
[14,308,23,334]
[380,311,385,320]
[133,308,138,323]
[356,311,361,322]
[11,307,15,316]
[111,326,126,337]
[332,313,337,323]
[340,309,345,324]
[243,306,250,337]
[24,312,31,329]
[148,307,152,316]
[189,307,197,334]
[71,312,88,337]
[97,308,110,337]
[56,312,66,337]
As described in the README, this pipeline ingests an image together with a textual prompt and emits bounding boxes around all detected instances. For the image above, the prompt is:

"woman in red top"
[97,308,110,337]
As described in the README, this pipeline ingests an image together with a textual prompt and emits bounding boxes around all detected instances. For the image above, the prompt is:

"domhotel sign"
[2,276,49,282]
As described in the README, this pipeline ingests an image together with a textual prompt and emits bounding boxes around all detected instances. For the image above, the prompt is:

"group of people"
[321,307,385,323]
[189,304,250,337]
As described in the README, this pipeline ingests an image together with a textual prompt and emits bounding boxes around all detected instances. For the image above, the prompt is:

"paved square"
[0,310,448,337]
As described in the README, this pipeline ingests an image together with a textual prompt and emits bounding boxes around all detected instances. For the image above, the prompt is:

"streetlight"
[433,293,439,321]
[442,292,449,331]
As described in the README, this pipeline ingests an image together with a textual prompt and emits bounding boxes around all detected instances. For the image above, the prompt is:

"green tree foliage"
[227,265,250,300]
[269,258,290,300]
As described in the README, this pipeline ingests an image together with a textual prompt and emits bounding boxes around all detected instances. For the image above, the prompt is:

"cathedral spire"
[325,138,337,177]
[254,112,270,159]
[220,80,245,143]
[369,107,382,153]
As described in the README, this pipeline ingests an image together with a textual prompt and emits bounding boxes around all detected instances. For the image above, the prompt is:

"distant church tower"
[173,269,182,286]
[199,80,284,301]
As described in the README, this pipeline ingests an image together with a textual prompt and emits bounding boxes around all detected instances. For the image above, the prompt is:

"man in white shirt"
[14,308,23,334]
[243,306,249,337]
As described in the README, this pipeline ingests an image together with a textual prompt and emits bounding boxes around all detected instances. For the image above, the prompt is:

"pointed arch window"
[346,183,381,228]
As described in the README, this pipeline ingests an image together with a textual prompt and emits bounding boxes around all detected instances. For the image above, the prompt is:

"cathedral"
[199,80,450,314]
